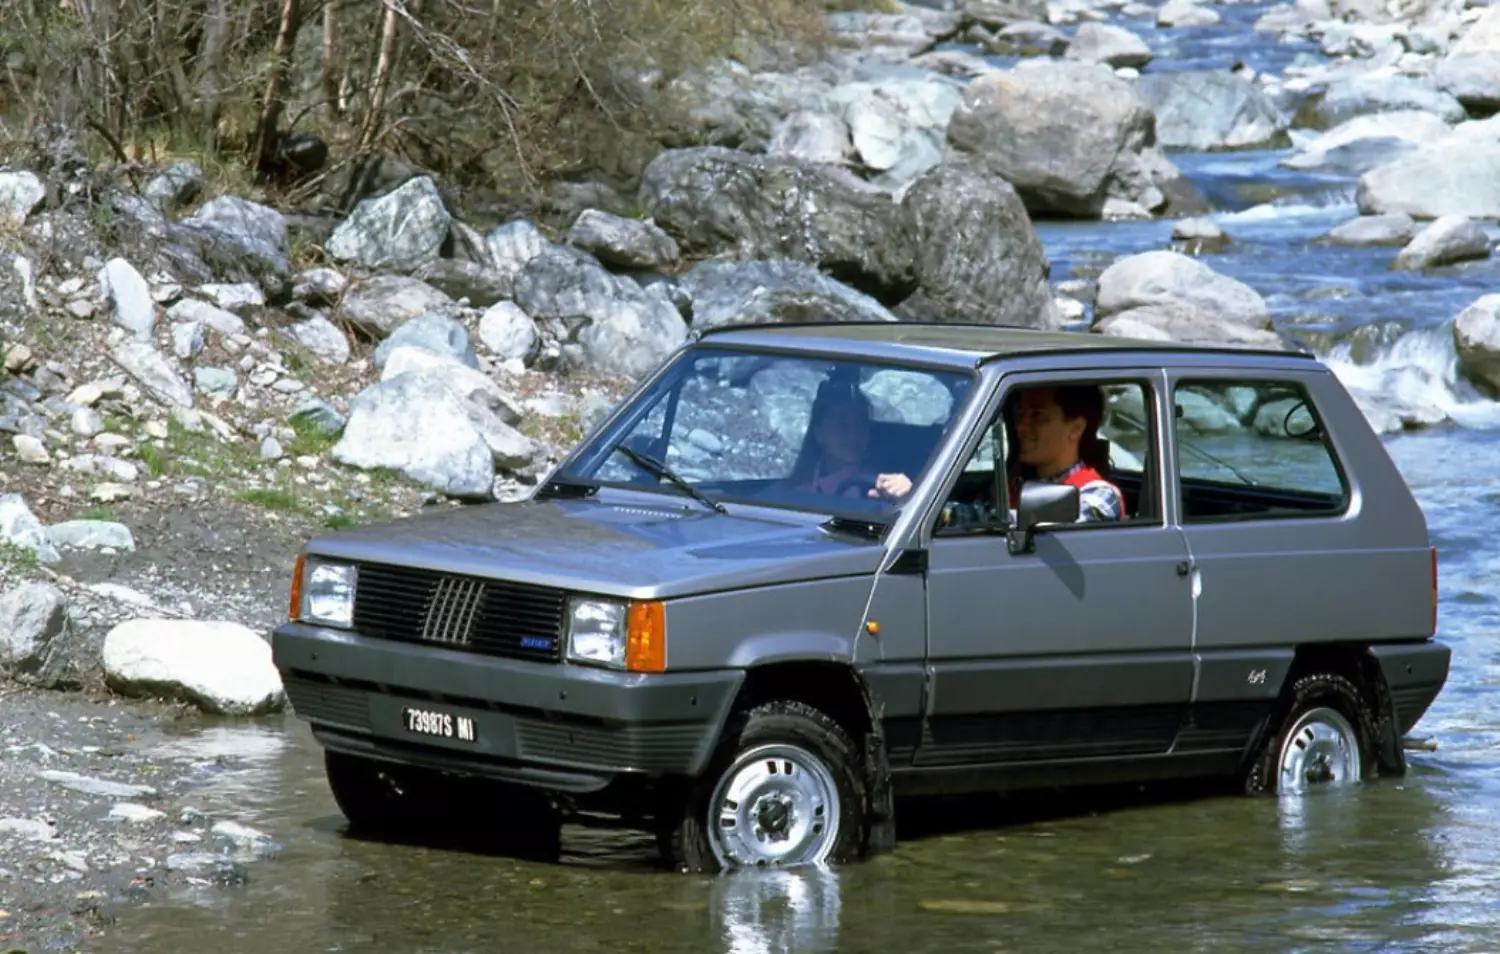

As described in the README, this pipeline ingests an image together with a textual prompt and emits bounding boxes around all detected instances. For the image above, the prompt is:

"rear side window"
[1172,378,1349,522]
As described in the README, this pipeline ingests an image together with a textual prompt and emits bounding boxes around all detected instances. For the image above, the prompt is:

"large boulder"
[1279,110,1451,174]
[1133,72,1288,151]
[824,74,964,189]
[1434,8,1500,113]
[946,59,1191,218]
[169,196,292,298]
[1356,142,1500,219]
[1095,303,1290,350]
[101,619,286,716]
[1391,215,1492,270]
[1095,250,1272,330]
[1453,294,1500,397]
[1295,74,1466,130]
[326,175,451,272]
[638,146,915,300]
[678,259,897,329]
[894,156,1059,329]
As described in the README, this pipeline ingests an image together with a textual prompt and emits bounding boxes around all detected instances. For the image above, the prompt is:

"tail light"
[1430,546,1438,636]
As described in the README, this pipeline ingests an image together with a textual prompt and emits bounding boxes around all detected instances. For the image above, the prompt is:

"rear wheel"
[1245,673,1377,795]
[660,700,869,873]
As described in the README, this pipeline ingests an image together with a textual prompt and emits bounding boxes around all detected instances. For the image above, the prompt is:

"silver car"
[272,321,1451,872]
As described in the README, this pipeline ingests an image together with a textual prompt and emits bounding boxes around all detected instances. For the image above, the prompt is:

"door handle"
[1176,560,1192,577]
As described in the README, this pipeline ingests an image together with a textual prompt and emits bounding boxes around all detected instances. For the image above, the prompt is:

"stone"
[101,619,287,716]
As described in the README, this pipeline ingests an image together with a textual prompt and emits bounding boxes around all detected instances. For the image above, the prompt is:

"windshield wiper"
[613,445,727,514]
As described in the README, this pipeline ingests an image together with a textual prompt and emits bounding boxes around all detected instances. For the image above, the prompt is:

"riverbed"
[84,2,1500,952]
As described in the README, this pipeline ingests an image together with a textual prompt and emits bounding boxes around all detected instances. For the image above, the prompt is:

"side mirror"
[1007,481,1078,555]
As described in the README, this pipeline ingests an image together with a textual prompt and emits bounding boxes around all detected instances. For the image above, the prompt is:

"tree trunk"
[321,0,342,120]
[252,0,303,179]
[192,0,233,144]
[355,0,400,153]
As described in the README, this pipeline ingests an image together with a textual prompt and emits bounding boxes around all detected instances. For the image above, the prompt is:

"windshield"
[559,347,976,519]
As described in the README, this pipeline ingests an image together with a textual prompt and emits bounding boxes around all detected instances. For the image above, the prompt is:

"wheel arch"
[1258,642,1406,778]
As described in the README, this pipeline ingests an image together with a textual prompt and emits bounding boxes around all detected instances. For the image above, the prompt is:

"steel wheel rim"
[707,743,841,869]
[1277,706,1361,794]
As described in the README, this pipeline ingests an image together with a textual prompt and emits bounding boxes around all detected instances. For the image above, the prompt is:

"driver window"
[934,379,1161,535]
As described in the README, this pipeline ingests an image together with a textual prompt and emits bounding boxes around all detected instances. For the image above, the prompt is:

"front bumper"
[272,622,743,793]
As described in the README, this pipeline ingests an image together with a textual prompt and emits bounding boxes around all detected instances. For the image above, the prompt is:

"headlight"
[567,597,628,668]
[302,560,357,628]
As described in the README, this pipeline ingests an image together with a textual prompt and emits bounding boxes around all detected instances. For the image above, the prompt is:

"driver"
[1007,385,1124,523]
[788,383,912,501]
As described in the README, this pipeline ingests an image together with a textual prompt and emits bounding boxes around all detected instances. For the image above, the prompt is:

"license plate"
[401,706,478,743]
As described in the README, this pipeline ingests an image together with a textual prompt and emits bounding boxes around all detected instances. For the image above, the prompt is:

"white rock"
[109,803,166,824]
[0,816,57,841]
[37,770,156,799]
[477,301,539,363]
[167,298,245,337]
[13,434,49,464]
[0,493,61,563]
[0,170,45,225]
[102,619,287,716]
[71,407,104,437]
[97,258,156,340]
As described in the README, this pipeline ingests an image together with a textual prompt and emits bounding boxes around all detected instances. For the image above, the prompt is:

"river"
[95,3,1500,952]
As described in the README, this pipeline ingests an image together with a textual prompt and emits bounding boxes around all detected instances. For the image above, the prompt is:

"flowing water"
[98,5,1500,952]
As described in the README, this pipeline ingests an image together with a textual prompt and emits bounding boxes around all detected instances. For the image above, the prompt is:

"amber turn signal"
[288,553,305,621]
[625,600,666,673]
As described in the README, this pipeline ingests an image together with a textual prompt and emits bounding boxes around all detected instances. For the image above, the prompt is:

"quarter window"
[1172,379,1348,522]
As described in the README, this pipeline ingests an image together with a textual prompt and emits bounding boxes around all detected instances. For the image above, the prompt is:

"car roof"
[692,321,1318,372]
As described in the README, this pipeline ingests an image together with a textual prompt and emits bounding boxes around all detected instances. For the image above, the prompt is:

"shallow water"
[96,5,1500,953]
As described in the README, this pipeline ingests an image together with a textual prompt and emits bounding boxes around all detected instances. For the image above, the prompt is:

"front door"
[913,369,1196,773]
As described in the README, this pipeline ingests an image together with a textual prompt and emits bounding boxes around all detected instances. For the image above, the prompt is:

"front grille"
[351,562,566,662]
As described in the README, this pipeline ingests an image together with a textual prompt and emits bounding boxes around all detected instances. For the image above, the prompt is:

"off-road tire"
[660,700,870,873]
[1244,672,1379,795]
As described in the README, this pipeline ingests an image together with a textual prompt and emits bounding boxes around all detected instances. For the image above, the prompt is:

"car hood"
[302,494,889,598]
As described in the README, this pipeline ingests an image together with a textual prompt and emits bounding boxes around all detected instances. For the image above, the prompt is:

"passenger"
[786,382,914,501]
[1008,385,1125,522]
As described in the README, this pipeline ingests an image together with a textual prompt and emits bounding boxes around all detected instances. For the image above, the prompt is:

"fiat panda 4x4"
[272,321,1451,872]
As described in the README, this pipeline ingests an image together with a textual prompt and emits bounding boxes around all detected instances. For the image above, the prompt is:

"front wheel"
[1245,673,1377,795]
[661,701,869,873]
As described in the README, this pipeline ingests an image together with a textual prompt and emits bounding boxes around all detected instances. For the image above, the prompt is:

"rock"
[514,245,689,378]
[90,483,133,503]
[194,366,238,396]
[1454,294,1500,397]
[171,197,292,298]
[1095,250,1271,330]
[47,520,135,551]
[567,209,680,270]
[477,301,539,363]
[260,436,284,460]
[768,110,853,165]
[172,320,205,359]
[894,156,1059,328]
[0,583,68,675]
[824,9,963,58]
[289,396,346,437]
[291,267,347,305]
[1299,74,1466,130]
[37,770,155,800]
[1095,302,1289,349]
[109,803,167,824]
[1157,0,1221,26]
[1133,72,1287,151]
[946,59,1187,217]
[678,259,897,329]
[380,346,523,426]
[373,311,478,369]
[109,339,193,408]
[336,274,456,339]
[13,434,48,464]
[331,372,500,498]
[485,219,550,282]
[166,298,245,336]
[71,407,104,437]
[97,258,156,340]
[0,170,46,225]
[638,146,915,300]
[1391,215,1493,270]
[409,258,511,308]
[0,494,60,564]
[285,314,351,364]
[197,282,265,315]
[143,161,204,211]
[1280,111,1449,175]
[101,618,287,716]
[1171,218,1231,254]
[326,175,451,272]
[826,74,964,187]
[65,454,140,483]
[0,817,57,841]
[1357,143,1500,219]
[1063,22,1152,68]
[1316,213,1416,249]
[1434,56,1500,113]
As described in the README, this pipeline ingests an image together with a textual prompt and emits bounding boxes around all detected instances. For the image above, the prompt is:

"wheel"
[325,750,435,832]
[1244,673,1377,796]
[661,701,869,873]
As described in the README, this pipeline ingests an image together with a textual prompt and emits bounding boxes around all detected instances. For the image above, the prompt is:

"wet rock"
[768,110,853,165]
[895,155,1060,328]
[211,820,279,856]
[326,175,451,272]
[336,274,456,339]
[1391,215,1493,270]
[1453,294,1500,397]
[638,146,914,299]
[97,258,156,340]
[331,371,500,498]
[567,209,680,270]
[143,161,204,211]
[0,817,57,841]
[101,618,288,716]
[48,520,136,551]
[515,245,689,378]
[0,494,60,563]
[109,339,193,408]
[1358,143,1500,219]
[1280,111,1448,174]
[37,770,156,799]
[947,59,1187,217]
[1063,22,1152,68]
[477,301,540,363]
[373,311,478,370]
[679,259,896,329]
[1095,302,1291,350]
[108,803,167,824]
[1297,74,1466,130]
[1095,250,1271,330]
[1171,218,1231,254]
[171,197,292,298]
[1318,211,1417,246]
[0,170,46,225]
[0,582,68,675]
[1134,72,1288,151]
[1157,0,1220,26]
